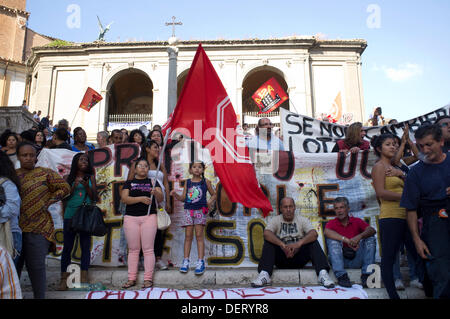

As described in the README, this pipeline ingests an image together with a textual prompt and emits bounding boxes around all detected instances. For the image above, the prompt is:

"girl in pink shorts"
[171,161,216,275]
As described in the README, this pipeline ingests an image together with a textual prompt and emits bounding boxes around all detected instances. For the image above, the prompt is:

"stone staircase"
[19,259,426,299]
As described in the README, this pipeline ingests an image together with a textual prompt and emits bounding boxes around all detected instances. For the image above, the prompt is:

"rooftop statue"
[97,15,114,41]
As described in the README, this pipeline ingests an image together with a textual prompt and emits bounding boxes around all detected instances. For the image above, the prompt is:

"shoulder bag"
[71,190,108,237]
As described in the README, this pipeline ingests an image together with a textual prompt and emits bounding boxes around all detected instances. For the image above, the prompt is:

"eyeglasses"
[439,122,449,128]
[136,164,148,168]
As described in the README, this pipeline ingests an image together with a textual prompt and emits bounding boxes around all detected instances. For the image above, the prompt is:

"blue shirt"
[71,143,95,152]
[0,178,21,234]
[184,179,208,210]
[400,154,450,211]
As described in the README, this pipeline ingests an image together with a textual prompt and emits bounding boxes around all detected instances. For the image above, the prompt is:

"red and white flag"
[166,44,273,217]
[79,87,103,112]
[252,77,288,114]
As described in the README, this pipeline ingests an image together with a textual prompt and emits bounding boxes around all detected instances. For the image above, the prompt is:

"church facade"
[27,37,367,141]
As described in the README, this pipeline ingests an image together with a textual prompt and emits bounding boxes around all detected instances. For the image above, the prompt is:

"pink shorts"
[181,208,208,227]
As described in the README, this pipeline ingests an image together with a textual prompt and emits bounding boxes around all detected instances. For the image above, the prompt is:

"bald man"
[251,197,335,288]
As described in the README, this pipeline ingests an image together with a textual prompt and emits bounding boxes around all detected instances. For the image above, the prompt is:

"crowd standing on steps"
[0,110,448,300]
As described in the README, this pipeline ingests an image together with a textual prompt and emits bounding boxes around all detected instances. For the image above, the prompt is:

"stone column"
[167,43,179,116]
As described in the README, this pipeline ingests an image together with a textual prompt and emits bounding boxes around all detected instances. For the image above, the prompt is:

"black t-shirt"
[122,178,160,216]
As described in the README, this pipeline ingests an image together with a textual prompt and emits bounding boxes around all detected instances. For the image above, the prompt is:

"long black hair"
[0,150,21,191]
[140,140,161,170]
[66,152,95,186]
[128,129,146,145]
[370,133,395,157]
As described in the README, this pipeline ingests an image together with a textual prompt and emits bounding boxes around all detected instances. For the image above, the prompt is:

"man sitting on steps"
[251,197,335,288]
[324,197,377,288]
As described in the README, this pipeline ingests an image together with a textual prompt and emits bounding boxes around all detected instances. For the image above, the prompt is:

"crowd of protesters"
[0,112,449,299]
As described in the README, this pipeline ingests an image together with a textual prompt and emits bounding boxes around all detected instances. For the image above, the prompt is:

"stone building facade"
[0,0,54,107]
[27,37,367,141]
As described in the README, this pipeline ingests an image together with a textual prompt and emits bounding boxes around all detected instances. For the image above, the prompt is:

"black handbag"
[71,193,107,237]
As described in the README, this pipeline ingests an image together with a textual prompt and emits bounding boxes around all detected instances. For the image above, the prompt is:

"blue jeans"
[61,219,92,272]
[12,231,22,269]
[393,246,419,281]
[326,237,376,279]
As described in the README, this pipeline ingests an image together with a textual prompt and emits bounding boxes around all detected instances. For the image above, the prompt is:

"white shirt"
[246,134,284,151]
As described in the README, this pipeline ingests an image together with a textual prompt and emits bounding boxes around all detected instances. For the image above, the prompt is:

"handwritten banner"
[86,285,368,299]
[38,141,383,268]
[281,104,450,153]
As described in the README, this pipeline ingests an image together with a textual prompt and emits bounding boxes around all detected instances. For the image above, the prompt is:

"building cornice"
[27,37,367,67]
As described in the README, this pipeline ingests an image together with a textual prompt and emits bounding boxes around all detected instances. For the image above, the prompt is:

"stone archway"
[242,66,289,117]
[177,68,189,101]
[106,68,153,129]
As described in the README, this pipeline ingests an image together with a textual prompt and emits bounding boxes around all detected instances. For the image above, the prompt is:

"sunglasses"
[439,122,449,128]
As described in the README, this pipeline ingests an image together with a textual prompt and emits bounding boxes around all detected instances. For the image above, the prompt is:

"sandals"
[122,280,136,289]
[142,280,153,289]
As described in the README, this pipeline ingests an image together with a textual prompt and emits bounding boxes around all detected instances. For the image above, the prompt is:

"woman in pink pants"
[120,158,163,289]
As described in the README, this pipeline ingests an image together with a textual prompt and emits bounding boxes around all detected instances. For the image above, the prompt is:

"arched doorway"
[242,66,288,128]
[177,69,189,101]
[106,68,153,130]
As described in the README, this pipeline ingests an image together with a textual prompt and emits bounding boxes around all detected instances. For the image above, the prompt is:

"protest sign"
[281,104,450,153]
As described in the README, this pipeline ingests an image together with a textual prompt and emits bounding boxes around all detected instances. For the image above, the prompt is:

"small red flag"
[79,87,103,112]
[252,77,288,114]
[165,44,273,217]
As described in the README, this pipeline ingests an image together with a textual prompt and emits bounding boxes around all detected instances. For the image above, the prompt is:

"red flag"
[79,87,103,112]
[252,77,288,114]
[167,44,273,217]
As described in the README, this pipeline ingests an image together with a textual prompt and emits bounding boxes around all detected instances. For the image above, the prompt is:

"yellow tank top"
[379,176,406,219]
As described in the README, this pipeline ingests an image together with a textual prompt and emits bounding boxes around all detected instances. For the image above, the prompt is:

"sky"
[26,0,450,122]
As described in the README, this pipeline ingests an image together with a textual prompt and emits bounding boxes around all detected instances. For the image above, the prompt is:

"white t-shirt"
[265,214,314,245]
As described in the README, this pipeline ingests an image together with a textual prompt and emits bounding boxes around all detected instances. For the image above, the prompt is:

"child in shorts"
[171,161,216,275]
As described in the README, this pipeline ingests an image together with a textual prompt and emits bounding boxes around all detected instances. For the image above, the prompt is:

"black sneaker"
[337,273,352,288]
[361,274,370,288]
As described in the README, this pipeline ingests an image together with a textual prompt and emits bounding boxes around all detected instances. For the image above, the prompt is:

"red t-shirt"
[325,217,370,247]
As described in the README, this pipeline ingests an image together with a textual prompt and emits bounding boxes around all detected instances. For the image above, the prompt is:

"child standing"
[170,161,216,275]
[121,158,163,289]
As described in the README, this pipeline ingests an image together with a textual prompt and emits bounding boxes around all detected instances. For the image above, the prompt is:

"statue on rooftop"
[97,15,114,42]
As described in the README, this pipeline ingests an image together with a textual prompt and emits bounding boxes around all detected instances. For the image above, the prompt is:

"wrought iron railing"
[108,113,152,123]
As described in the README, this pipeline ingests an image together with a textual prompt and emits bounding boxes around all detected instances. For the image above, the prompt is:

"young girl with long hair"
[121,158,163,289]
[58,152,97,290]
[170,161,216,275]
[371,133,419,299]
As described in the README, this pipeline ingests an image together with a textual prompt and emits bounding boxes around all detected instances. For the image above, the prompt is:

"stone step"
[20,264,421,293]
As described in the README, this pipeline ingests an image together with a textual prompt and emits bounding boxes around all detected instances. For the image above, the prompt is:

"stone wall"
[0,106,36,133]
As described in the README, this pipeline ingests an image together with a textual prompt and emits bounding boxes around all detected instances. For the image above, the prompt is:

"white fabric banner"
[85,285,368,299]
[281,104,450,153]
[37,142,382,268]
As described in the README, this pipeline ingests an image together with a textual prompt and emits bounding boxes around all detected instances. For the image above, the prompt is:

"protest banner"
[86,285,368,299]
[38,140,382,267]
[281,104,450,153]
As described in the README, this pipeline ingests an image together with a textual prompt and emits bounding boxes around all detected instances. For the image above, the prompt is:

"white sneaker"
[395,279,405,290]
[318,269,335,288]
[251,270,271,288]
[410,279,423,289]
[156,259,168,270]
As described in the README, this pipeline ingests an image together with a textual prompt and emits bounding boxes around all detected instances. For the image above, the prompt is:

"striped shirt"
[0,247,22,299]
[16,167,70,244]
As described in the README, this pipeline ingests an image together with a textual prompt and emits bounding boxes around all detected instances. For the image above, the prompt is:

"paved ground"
[19,259,427,299]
